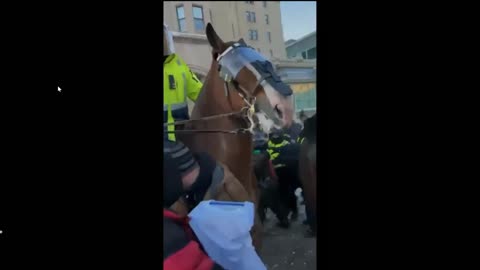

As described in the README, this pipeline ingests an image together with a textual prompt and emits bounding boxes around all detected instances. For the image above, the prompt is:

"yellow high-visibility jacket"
[164,54,203,141]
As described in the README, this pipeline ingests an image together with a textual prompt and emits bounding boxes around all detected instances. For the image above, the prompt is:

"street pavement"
[259,190,317,270]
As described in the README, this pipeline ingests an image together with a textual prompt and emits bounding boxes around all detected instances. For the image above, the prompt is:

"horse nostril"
[274,104,283,119]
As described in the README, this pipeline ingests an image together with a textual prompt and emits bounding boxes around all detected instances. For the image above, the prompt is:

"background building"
[283,31,317,116]
[164,1,286,79]
[276,59,316,117]
[163,1,316,118]
[285,31,317,60]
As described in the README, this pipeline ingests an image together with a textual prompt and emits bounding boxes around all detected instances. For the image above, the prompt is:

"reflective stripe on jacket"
[267,139,290,167]
[164,54,203,141]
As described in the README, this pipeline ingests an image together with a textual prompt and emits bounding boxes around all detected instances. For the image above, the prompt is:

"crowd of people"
[253,120,316,235]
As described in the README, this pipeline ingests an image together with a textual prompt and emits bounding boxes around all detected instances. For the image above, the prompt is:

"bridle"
[164,44,269,135]
[164,83,258,135]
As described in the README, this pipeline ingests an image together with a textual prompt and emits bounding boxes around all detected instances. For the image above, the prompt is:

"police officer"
[266,129,299,226]
[267,128,292,168]
[164,23,203,141]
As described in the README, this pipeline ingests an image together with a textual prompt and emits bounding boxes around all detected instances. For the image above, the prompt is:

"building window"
[209,9,213,24]
[307,47,317,59]
[246,11,256,22]
[265,14,269,24]
[294,88,317,111]
[299,47,317,60]
[263,1,267,7]
[267,31,271,43]
[270,49,273,57]
[193,5,205,32]
[245,1,254,4]
[176,5,186,32]
[249,29,258,40]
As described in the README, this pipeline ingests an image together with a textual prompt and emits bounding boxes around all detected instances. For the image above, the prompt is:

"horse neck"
[195,61,241,116]
[188,61,254,186]
[193,60,250,132]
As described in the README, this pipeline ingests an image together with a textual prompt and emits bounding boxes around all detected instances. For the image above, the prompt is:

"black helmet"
[270,128,283,139]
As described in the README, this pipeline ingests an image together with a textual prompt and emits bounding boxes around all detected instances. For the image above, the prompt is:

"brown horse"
[172,23,294,251]
[299,113,317,234]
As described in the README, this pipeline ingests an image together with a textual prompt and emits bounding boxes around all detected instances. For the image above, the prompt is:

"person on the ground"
[164,139,260,269]
[163,149,225,270]
[164,22,203,141]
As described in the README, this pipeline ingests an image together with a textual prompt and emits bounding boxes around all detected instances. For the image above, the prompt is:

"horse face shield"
[217,45,293,97]
[217,44,294,129]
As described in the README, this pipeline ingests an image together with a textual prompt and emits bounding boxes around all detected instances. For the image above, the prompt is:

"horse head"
[205,23,294,130]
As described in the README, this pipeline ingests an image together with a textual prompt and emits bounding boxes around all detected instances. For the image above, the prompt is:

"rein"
[164,80,261,135]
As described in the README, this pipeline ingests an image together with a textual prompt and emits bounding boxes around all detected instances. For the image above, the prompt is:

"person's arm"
[164,139,217,207]
[164,218,224,270]
[185,67,203,102]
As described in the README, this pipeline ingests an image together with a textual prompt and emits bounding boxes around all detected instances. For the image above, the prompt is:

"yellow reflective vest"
[164,54,203,141]
[267,139,290,168]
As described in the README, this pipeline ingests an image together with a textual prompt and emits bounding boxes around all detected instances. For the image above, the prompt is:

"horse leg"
[289,192,299,221]
[252,210,264,253]
[269,187,290,228]
[275,167,293,226]
[257,186,265,223]
[250,177,263,253]
[247,191,263,253]
[288,168,299,220]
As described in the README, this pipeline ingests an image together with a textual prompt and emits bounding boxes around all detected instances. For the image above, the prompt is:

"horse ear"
[206,23,224,52]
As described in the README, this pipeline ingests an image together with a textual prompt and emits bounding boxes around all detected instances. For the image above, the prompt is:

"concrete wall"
[171,33,211,77]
